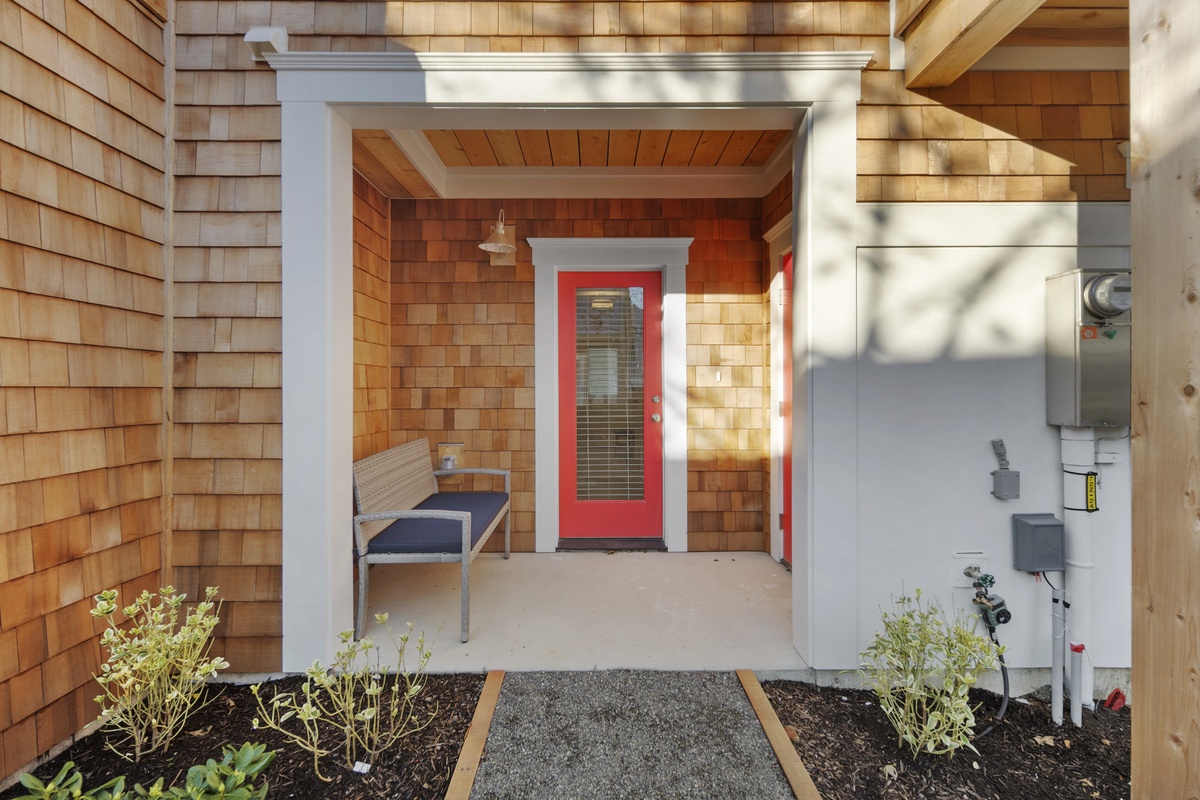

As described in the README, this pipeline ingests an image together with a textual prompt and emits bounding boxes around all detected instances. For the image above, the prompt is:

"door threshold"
[557,538,668,552]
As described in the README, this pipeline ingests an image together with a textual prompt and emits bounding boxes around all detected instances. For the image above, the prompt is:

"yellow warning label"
[1086,473,1098,511]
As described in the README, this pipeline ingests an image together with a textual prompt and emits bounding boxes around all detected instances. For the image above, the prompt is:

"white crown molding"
[250,44,875,73]
[763,213,794,246]
[259,37,871,108]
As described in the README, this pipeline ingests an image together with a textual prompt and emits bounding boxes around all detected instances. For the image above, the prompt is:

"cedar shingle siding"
[0,0,167,775]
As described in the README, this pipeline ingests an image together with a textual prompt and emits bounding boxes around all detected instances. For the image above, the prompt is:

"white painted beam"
[792,100,861,669]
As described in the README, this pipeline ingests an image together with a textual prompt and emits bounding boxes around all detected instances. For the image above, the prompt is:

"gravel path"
[471,671,793,800]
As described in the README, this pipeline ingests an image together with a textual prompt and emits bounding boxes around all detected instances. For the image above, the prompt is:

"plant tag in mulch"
[353,761,372,774]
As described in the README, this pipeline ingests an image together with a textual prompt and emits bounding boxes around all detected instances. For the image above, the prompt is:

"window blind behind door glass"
[574,288,644,501]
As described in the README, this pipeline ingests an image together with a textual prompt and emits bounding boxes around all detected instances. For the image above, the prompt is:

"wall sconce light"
[479,210,517,266]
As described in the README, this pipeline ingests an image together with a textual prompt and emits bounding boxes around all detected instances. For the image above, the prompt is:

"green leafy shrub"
[251,614,434,781]
[858,589,1002,758]
[15,762,125,800]
[91,586,230,762]
[131,742,275,799]
[14,743,274,800]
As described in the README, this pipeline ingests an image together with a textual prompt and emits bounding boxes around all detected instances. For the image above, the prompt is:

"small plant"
[15,762,125,800]
[132,742,275,799]
[858,589,1002,758]
[251,614,434,781]
[14,743,274,800]
[91,586,230,762]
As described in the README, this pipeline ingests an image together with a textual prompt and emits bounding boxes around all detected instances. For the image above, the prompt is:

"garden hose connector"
[972,573,1012,627]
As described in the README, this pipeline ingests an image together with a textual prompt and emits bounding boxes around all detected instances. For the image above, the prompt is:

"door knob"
[651,413,662,423]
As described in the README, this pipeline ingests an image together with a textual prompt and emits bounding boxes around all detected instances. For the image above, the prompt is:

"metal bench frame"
[352,438,511,642]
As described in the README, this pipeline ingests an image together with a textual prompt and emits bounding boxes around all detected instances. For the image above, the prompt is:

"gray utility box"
[1045,269,1131,427]
[1012,513,1066,572]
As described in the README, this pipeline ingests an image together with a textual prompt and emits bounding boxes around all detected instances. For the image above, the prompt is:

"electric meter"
[1045,269,1131,427]
[1083,273,1132,318]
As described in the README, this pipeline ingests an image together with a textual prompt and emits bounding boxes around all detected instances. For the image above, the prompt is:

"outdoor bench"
[352,438,510,642]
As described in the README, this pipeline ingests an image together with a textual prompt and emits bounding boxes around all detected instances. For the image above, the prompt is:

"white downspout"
[1060,426,1096,717]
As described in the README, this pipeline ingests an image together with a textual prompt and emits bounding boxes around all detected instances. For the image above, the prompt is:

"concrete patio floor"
[360,551,811,676]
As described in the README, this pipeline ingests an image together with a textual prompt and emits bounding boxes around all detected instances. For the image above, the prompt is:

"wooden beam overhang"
[901,0,1045,88]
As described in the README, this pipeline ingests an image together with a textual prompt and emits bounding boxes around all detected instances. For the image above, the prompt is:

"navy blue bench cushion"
[366,492,509,555]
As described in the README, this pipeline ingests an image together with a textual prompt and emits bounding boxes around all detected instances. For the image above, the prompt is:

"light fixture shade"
[479,210,517,254]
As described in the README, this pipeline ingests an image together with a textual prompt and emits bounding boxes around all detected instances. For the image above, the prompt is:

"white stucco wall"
[840,203,1132,680]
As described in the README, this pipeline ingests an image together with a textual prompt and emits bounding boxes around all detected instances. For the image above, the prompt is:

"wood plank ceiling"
[424,129,789,169]
[352,129,791,199]
[1005,0,1129,46]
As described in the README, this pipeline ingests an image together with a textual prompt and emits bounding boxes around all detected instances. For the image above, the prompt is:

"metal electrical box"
[1012,513,1066,572]
[1045,269,1131,427]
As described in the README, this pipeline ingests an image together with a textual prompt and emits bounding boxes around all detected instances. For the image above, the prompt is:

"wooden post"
[1130,2,1200,797]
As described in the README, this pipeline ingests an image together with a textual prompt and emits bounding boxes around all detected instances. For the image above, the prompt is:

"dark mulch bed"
[2,673,485,800]
[764,680,1131,800]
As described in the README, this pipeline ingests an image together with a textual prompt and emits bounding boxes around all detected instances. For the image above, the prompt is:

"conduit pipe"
[1051,586,1065,725]
[1060,426,1096,717]
[1070,642,1085,727]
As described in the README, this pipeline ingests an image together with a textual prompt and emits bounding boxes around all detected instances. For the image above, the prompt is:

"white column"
[280,101,355,669]
[791,99,860,668]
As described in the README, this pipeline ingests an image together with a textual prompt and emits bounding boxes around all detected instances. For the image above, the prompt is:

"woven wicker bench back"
[352,438,438,544]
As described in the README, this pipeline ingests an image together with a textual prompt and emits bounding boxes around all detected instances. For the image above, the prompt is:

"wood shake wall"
[858,70,1130,202]
[0,0,168,776]
[353,173,392,461]
[390,198,766,552]
[171,11,282,670]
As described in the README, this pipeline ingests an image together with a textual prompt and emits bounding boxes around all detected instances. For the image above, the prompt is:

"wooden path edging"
[445,670,506,800]
[737,669,823,800]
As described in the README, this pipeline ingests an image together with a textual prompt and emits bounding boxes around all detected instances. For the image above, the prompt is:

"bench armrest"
[353,509,471,556]
[434,468,511,493]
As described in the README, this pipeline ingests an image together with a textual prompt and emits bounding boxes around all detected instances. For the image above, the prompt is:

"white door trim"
[530,238,691,554]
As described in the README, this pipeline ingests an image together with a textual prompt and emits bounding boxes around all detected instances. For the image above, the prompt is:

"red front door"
[558,271,663,538]
[781,252,794,565]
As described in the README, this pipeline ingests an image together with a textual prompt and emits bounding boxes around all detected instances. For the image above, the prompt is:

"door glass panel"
[574,287,644,501]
